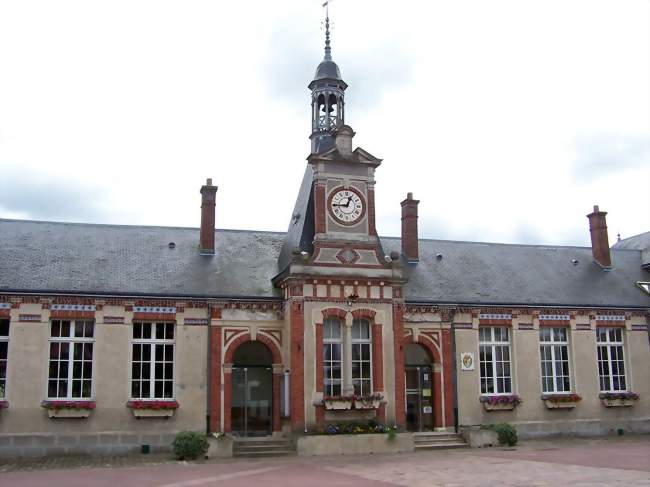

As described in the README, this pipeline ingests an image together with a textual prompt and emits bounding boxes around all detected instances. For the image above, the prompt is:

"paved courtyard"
[0,435,648,486]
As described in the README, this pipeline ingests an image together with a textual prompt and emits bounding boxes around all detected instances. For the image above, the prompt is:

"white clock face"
[329,188,364,224]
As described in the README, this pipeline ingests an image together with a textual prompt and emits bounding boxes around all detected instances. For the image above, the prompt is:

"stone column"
[343,312,354,396]
[209,310,222,432]
[223,363,233,432]
[272,365,283,433]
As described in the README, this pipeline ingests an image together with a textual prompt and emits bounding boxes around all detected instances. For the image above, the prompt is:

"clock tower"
[275,11,399,278]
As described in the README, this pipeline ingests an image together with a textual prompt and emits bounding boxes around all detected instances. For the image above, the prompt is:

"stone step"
[414,436,464,443]
[414,435,463,442]
[234,450,296,458]
[235,444,294,452]
[234,440,292,447]
[414,442,469,450]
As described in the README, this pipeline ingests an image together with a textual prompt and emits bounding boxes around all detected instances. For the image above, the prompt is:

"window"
[48,320,94,399]
[539,327,571,393]
[351,319,372,396]
[131,322,175,399]
[0,319,9,399]
[597,327,627,392]
[479,326,512,395]
[323,318,342,396]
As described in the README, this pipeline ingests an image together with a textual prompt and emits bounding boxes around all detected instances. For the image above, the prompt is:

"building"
[0,17,649,457]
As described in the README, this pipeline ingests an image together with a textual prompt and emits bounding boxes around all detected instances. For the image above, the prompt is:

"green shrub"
[172,431,209,460]
[387,427,397,442]
[493,423,517,446]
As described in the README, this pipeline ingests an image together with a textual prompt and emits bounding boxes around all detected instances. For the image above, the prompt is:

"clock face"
[329,188,365,225]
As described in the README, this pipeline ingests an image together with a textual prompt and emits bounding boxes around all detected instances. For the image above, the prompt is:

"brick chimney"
[587,205,611,268]
[200,178,218,254]
[401,192,420,262]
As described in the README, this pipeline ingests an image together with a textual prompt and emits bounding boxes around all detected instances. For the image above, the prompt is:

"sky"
[0,0,648,247]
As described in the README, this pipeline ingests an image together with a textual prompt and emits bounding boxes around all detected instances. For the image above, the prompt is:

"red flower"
[41,400,96,410]
[126,400,179,410]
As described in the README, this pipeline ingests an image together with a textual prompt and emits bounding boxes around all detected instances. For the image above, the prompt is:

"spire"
[323,2,332,61]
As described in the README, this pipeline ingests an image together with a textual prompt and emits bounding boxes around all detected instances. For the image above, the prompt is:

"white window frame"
[0,318,9,400]
[596,327,628,393]
[323,317,343,397]
[351,318,373,396]
[539,327,571,394]
[47,319,95,400]
[130,322,176,400]
[479,326,513,395]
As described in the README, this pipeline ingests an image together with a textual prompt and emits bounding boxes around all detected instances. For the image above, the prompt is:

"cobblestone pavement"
[0,435,648,486]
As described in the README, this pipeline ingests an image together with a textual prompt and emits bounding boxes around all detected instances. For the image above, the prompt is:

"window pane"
[155,381,163,398]
[165,323,174,340]
[164,381,173,398]
[142,323,151,339]
[165,345,173,361]
[133,323,142,339]
[155,344,164,362]
[84,321,94,338]
[74,322,85,338]
[156,323,165,340]
[61,321,70,338]
[0,320,9,337]
[51,321,61,338]
[132,381,140,398]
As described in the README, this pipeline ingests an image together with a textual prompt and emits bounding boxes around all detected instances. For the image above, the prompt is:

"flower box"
[542,393,581,410]
[127,400,179,418]
[323,396,354,410]
[601,398,635,408]
[544,400,575,409]
[0,400,8,410]
[42,400,95,419]
[480,395,521,412]
[353,393,384,410]
[599,392,639,408]
[353,399,382,410]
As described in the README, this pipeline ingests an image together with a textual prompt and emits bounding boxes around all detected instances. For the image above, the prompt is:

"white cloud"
[0,0,648,245]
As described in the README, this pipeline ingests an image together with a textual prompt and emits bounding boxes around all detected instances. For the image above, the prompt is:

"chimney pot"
[587,204,611,268]
[200,178,218,254]
[401,193,420,262]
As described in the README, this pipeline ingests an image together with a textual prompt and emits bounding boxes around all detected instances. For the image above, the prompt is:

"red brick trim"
[478,319,512,327]
[133,312,176,321]
[539,320,570,327]
[50,310,95,320]
[211,307,222,319]
[392,303,406,428]
[595,321,626,328]
[0,310,10,319]
[441,330,455,428]
[209,326,221,432]
[321,307,347,320]
[367,187,376,236]
[290,301,305,431]
[352,308,376,320]
[223,333,282,364]
[314,183,326,234]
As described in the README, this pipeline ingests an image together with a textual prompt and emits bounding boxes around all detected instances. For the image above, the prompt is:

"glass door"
[232,366,272,437]
[405,366,434,431]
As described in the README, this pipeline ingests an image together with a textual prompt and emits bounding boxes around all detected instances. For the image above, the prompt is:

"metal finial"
[323,1,332,61]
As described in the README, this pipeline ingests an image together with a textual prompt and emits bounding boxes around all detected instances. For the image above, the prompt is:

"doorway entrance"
[405,343,434,432]
[231,341,273,437]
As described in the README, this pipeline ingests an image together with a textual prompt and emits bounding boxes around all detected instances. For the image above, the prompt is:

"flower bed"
[42,400,96,418]
[127,400,179,418]
[480,395,521,411]
[542,393,582,409]
[321,421,394,435]
[323,395,354,410]
[599,392,639,408]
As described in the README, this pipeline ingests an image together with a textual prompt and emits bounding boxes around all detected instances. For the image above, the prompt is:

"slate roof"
[1,219,648,308]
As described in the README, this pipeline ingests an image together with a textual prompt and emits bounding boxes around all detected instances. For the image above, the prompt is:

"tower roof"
[312,8,342,82]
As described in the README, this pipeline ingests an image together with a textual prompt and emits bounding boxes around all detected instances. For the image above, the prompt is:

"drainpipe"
[449,307,459,433]
[206,304,212,435]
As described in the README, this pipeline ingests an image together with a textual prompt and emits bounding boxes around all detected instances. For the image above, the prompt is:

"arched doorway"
[231,341,273,437]
[404,343,434,432]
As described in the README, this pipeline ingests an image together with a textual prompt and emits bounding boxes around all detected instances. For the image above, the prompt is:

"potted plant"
[480,395,522,411]
[353,392,384,410]
[323,395,354,410]
[542,393,582,409]
[127,400,179,418]
[42,400,96,418]
[599,392,639,408]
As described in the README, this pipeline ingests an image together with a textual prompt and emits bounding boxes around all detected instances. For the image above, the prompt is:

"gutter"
[0,289,282,302]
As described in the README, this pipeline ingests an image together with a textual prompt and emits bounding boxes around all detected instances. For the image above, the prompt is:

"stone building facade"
[0,21,648,457]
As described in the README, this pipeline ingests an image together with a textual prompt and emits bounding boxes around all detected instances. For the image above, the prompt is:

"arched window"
[323,318,342,396]
[352,319,372,395]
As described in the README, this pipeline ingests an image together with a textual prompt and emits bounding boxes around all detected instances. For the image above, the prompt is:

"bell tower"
[309,13,347,154]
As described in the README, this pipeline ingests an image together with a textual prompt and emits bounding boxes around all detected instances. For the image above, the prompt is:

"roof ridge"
[0,218,286,235]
